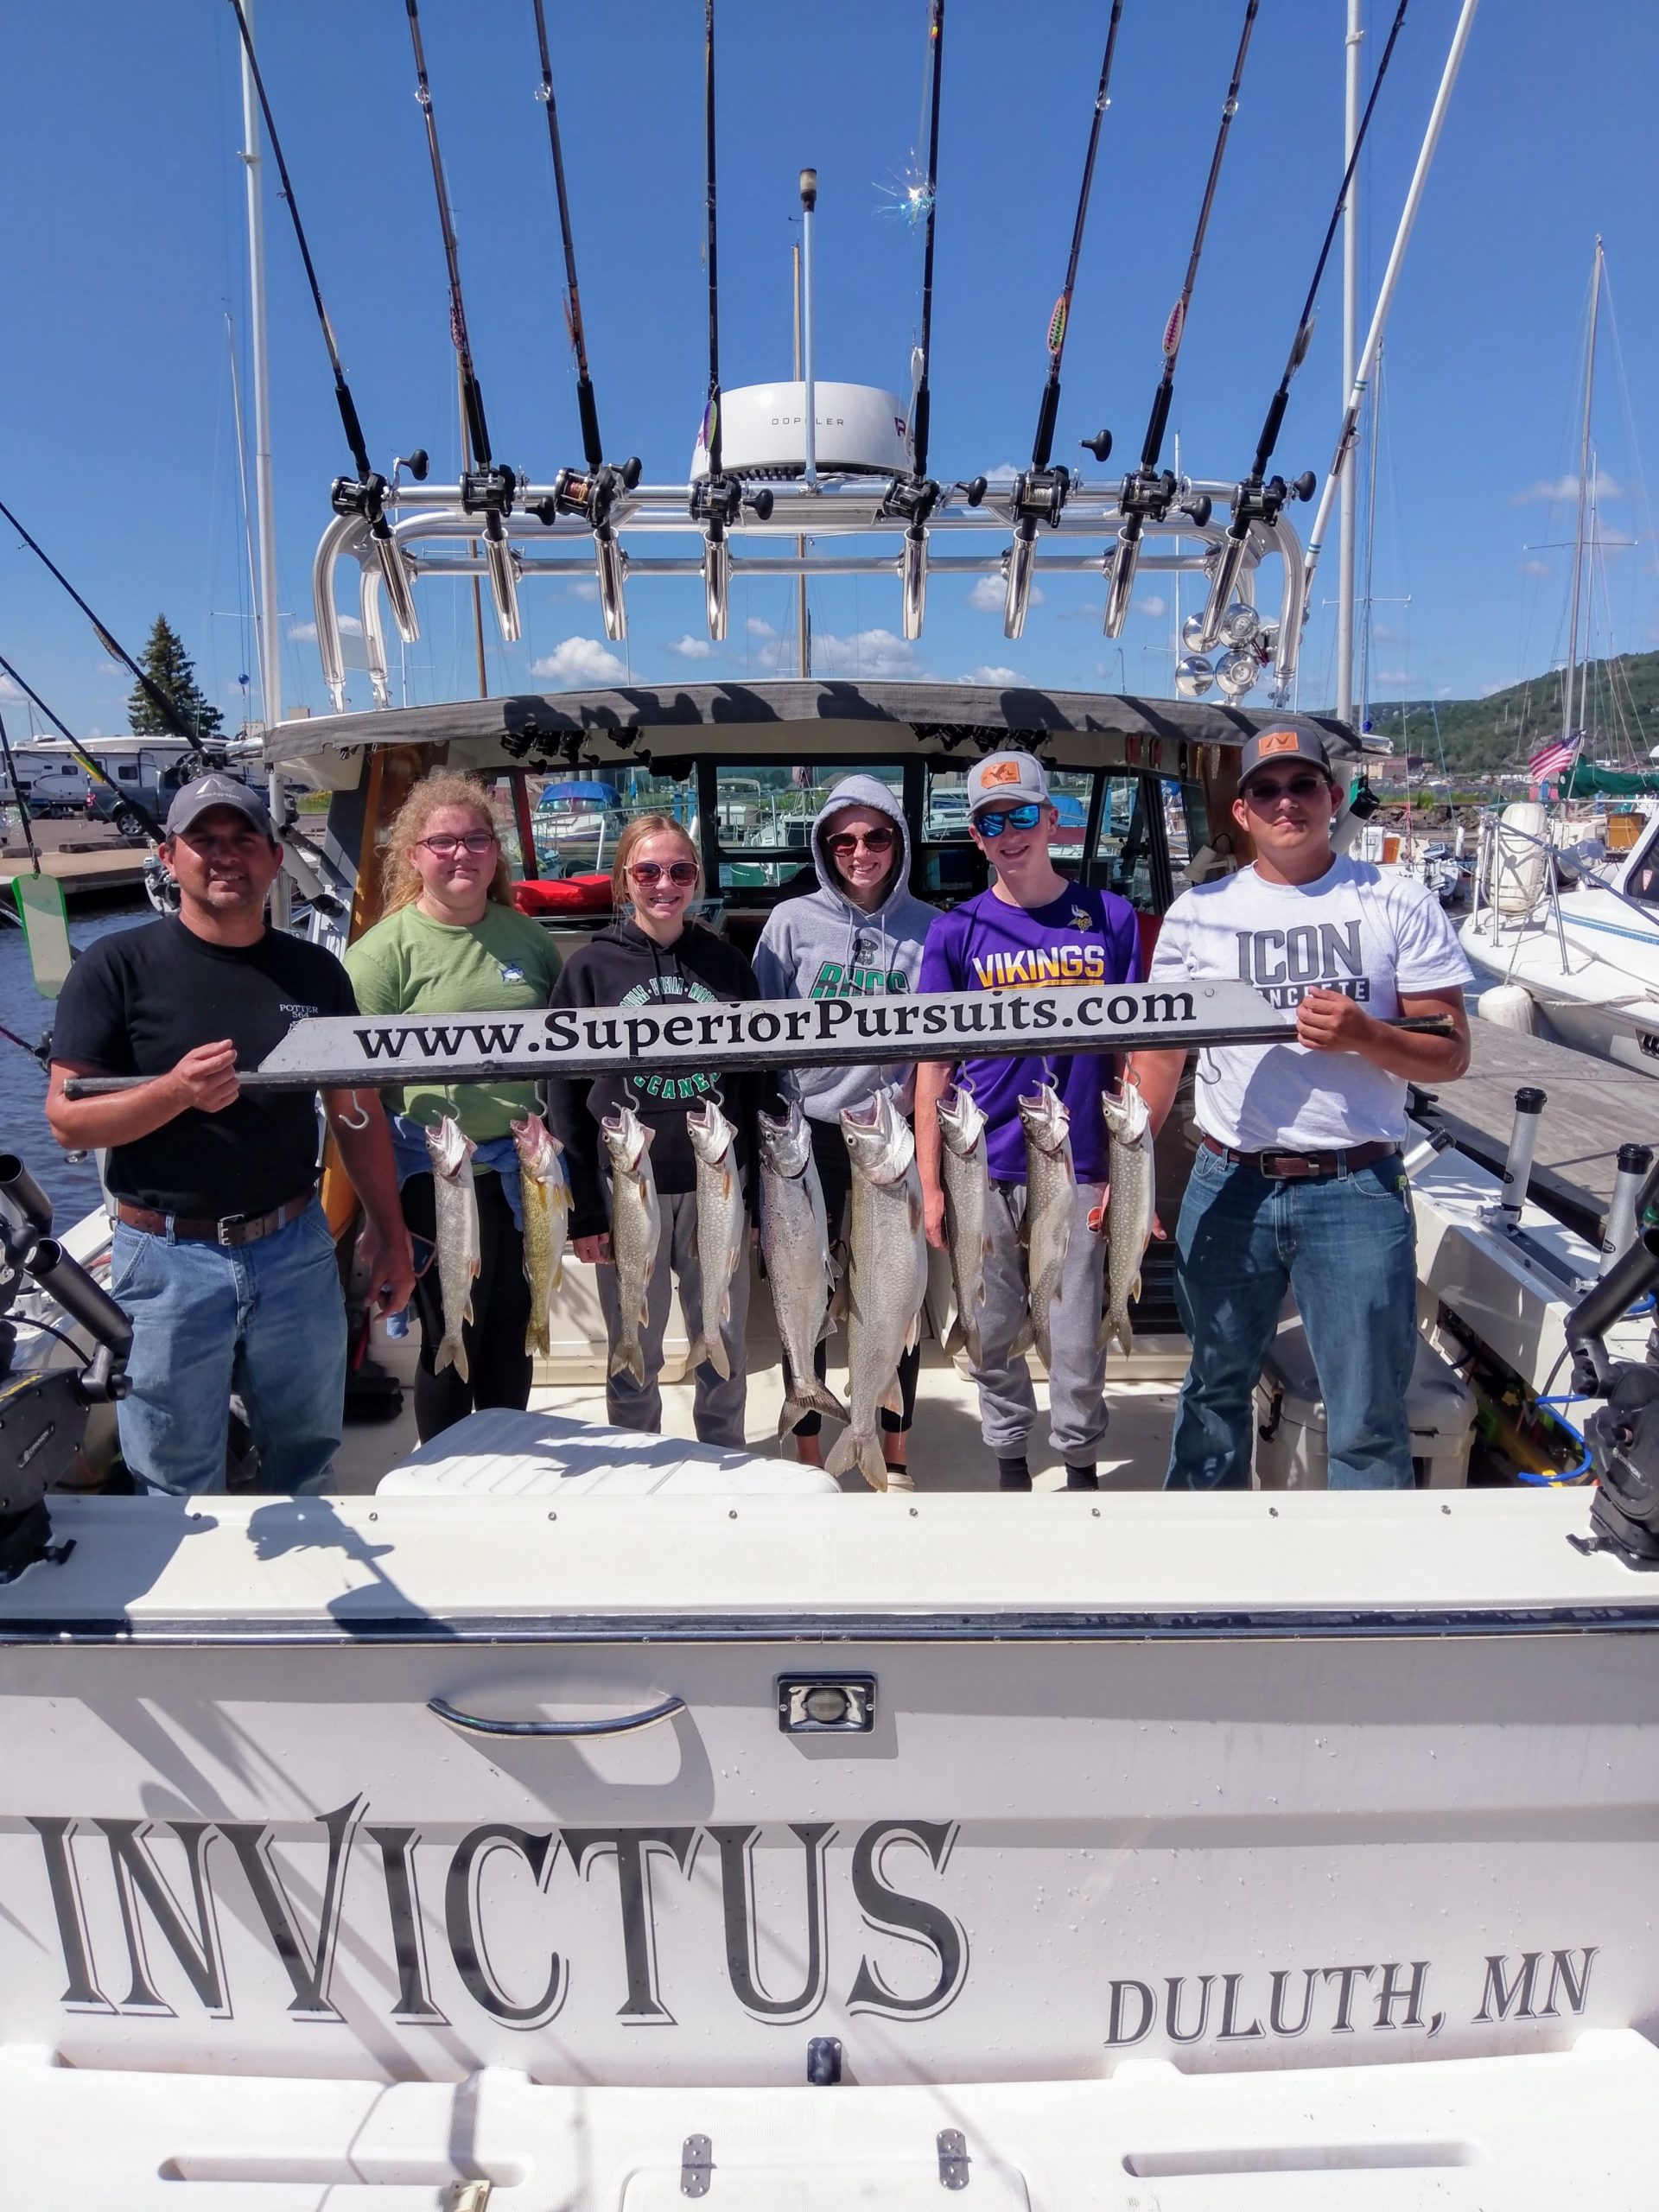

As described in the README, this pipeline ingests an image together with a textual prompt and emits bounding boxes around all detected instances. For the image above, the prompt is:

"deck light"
[777,1675,876,1733]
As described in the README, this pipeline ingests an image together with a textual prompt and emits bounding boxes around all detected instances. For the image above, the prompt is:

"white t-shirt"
[1148,856,1474,1150]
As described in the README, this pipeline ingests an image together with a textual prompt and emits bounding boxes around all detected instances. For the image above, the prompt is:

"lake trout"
[425,1115,480,1382]
[758,1102,846,1433]
[687,1096,747,1382]
[938,1082,993,1369]
[512,1110,570,1359]
[1100,1080,1157,1356]
[826,1092,927,1493]
[603,1103,661,1389]
[1015,1082,1075,1372]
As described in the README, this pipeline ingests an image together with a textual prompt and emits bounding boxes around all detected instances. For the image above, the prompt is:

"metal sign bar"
[61,982,1452,1097]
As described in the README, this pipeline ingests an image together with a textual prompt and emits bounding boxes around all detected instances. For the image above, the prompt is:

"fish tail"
[609,1338,646,1387]
[436,1333,470,1383]
[780,1379,848,1434]
[689,1334,732,1382]
[824,1426,866,1484]
[524,1318,552,1357]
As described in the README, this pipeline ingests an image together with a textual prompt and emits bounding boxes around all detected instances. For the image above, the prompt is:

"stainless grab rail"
[427,1692,686,1739]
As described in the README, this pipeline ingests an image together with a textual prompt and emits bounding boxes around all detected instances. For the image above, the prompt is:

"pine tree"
[127,615,224,741]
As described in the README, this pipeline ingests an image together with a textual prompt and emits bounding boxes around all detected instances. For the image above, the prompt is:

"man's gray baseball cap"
[164,774,276,840]
[1236,727,1335,790]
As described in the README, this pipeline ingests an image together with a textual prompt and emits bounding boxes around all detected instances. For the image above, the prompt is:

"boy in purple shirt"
[915,752,1141,1490]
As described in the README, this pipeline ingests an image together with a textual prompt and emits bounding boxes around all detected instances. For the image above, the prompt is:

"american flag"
[1529,734,1581,786]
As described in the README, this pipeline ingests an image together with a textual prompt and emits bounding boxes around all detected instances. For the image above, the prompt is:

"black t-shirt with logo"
[51,918,357,1218]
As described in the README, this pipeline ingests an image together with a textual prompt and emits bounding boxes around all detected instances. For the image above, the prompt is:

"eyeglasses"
[974,803,1044,840]
[630,860,700,887]
[826,825,895,857]
[1242,773,1328,805]
[420,830,498,856]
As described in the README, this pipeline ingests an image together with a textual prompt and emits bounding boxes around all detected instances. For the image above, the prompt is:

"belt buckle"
[216,1213,249,1248]
[1262,1153,1317,1181]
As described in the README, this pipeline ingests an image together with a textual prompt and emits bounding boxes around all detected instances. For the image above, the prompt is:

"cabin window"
[1092,774,1161,906]
[1626,830,1659,906]
[714,764,902,893]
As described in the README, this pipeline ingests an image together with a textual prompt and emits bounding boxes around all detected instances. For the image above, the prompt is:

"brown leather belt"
[115,1191,315,1248]
[1201,1135,1398,1182]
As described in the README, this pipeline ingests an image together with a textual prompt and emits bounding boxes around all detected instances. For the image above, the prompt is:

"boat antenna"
[224,0,425,646]
[1195,0,1411,654]
[1103,0,1262,639]
[0,499,221,768]
[689,0,772,642]
[880,0,958,641]
[0,652,165,843]
[402,0,522,643]
[524,0,641,641]
[1001,0,1126,640]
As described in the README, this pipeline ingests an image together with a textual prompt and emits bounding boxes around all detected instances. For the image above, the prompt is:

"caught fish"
[1100,1081,1157,1356]
[425,1115,480,1382]
[1014,1082,1075,1371]
[759,1102,846,1433]
[512,1110,570,1359]
[687,1096,747,1382]
[826,1092,927,1493]
[938,1082,993,1369]
[603,1103,661,1388]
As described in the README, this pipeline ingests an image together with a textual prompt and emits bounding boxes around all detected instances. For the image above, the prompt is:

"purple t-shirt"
[918,882,1141,1183]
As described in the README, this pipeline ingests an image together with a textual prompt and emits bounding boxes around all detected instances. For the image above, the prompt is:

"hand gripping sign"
[62,981,1453,1096]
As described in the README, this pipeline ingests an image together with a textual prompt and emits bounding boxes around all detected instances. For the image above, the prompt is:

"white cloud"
[97,658,124,677]
[1437,686,1454,700]
[0,675,22,701]
[567,579,601,602]
[288,615,361,642]
[1136,594,1167,620]
[810,627,922,679]
[530,636,627,684]
[1518,558,1552,578]
[982,462,1020,483]
[746,616,779,640]
[963,665,1020,686]
[667,634,716,660]
[1512,469,1622,505]
[1377,667,1413,686]
[967,575,1042,613]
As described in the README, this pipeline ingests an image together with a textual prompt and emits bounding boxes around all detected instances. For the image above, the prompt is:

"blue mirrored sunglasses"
[974,802,1044,839]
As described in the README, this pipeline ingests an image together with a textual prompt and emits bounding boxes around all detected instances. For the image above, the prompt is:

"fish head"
[759,1100,812,1179]
[424,1114,474,1179]
[687,1096,738,1166]
[841,1090,915,1185]
[511,1110,561,1175]
[1018,1080,1071,1159]
[938,1082,988,1160]
[1101,1081,1151,1146]
[602,1103,653,1174]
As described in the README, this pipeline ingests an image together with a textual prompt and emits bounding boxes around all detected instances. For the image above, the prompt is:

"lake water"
[0,896,148,1225]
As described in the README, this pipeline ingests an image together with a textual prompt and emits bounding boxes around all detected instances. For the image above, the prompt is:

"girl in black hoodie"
[545,817,771,1446]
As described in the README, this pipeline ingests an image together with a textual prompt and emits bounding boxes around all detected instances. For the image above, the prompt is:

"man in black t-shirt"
[48,777,414,1497]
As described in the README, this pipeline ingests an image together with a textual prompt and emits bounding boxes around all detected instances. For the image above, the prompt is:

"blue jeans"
[1166,1145,1418,1491]
[110,1201,347,1497]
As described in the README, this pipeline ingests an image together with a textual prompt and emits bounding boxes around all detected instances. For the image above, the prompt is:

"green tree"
[127,614,223,741]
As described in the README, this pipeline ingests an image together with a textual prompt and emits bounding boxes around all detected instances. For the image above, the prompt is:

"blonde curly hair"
[377,772,514,918]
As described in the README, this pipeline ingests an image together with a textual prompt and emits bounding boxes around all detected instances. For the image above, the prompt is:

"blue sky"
[1,0,1654,745]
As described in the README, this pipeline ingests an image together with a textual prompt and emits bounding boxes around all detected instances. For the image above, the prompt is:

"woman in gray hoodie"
[753,774,939,1482]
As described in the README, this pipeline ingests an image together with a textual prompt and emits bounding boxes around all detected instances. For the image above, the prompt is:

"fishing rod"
[1196,0,1411,656]
[225,0,426,645]
[403,0,522,644]
[0,700,43,880]
[522,0,641,644]
[0,654,165,844]
[1103,0,1262,641]
[1001,0,1125,641]
[0,498,223,767]
[689,0,773,643]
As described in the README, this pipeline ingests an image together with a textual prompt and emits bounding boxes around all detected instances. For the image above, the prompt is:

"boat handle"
[427,1692,686,1739]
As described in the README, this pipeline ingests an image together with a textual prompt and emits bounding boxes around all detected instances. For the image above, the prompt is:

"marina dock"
[0,818,148,902]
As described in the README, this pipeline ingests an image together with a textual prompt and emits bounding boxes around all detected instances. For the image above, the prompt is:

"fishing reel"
[532,455,643,536]
[460,465,524,645]
[461,461,518,521]
[330,466,425,645]
[1001,467,1077,640]
[690,474,775,643]
[1103,470,1214,638]
[1193,468,1315,652]
[879,473,944,640]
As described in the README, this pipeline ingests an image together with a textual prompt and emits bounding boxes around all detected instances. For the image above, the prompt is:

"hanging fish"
[425,1115,480,1381]
[513,1110,570,1359]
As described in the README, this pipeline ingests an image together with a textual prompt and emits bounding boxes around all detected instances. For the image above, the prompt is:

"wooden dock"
[1419,1018,1659,1240]
[0,819,149,901]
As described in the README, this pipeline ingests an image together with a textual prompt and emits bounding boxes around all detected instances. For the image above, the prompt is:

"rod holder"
[703,531,730,641]
[595,531,628,643]
[484,525,523,645]
[1195,531,1248,652]
[372,531,421,645]
[1498,1086,1546,1226]
[1402,1125,1452,1181]
[900,529,928,640]
[1600,1144,1654,1278]
[1001,534,1037,640]
[1103,529,1140,639]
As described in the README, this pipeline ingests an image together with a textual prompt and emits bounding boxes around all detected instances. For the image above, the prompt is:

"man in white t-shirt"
[1128,727,1473,1491]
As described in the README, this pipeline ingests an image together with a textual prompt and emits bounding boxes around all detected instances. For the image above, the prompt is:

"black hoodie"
[545,915,776,1239]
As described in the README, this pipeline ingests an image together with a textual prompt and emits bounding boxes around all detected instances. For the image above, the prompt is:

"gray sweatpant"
[596,1190,750,1449]
[974,1179,1109,1464]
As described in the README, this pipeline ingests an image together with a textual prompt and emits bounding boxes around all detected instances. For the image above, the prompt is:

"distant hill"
[1345,649,1659,776]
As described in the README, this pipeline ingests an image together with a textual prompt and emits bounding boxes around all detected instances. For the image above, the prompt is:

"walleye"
[687,1096,747,1382]
[1015,1082,1076,1372]
[826,1092,928,1493]
[425,1115,480,1381]
[758,1102,846,1433]
[1100,1080,1157,1356]
[512,1110,570,1359]
[603,1103,661,1388]
[938,1082,993,1369]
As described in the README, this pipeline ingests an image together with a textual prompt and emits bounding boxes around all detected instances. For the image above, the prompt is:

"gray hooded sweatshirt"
[753,774,939,1122]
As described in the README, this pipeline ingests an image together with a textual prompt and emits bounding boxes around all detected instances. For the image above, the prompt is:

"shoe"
[884,1465,916,1492]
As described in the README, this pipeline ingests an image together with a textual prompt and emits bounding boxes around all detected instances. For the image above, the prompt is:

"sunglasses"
[826,825,895,857]
[420,831,497,856]
[630,860,699,887]
[1243,773,1328,804]
[974,802,1044,840]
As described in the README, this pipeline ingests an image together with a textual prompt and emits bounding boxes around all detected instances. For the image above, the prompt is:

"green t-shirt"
[345,900,562,1142]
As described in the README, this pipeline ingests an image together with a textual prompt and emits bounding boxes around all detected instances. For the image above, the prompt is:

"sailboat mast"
[1335,0,1363,725]
[1562,236,1603,751]
[237,0,281,735]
